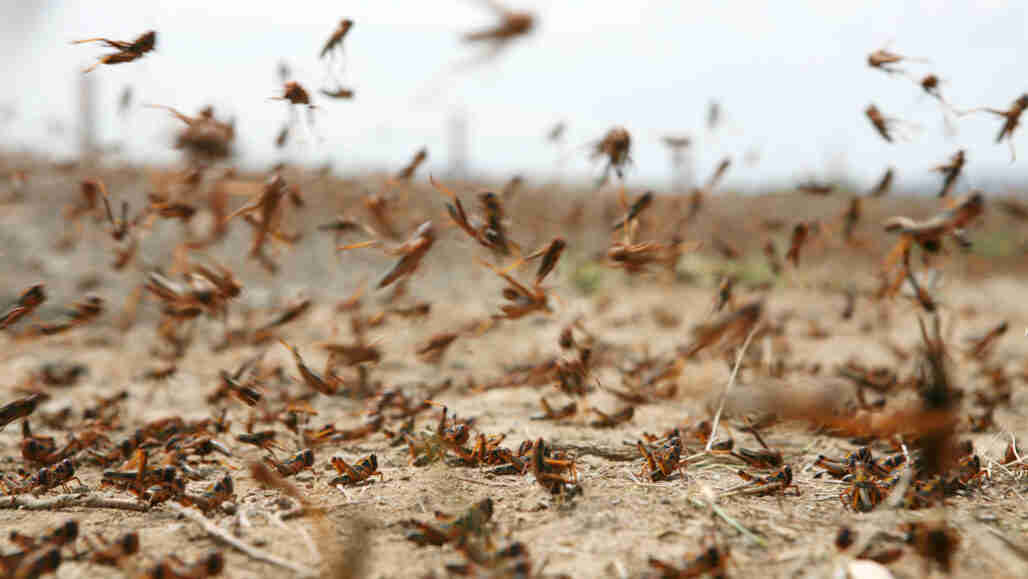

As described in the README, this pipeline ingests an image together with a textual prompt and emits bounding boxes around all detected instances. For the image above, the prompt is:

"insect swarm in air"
[11,16,1028,579]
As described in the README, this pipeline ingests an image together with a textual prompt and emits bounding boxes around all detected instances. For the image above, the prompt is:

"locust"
[264,449,314,478]
[723,464,798,497]
[933,149,965,198]
[147,104,235,160]
[340,221,437,290]
[0,393,48,432]
[280,339,342,395]
[870,166,894,197]
[320,19,354,60]
[73,30,156,73]
[462,0,535,61]
[961,93,1028,160]
[330,454,383,486]
[0,284,46,330]
[404,498,494,547]
[592,126,632,186]
[393,148,428,183]
[637,433,686,482]
[866,104,898,142]
[867,46,926,75]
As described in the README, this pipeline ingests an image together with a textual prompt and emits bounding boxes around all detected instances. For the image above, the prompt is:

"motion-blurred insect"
[73,30,156,73]
[707,100,723,130]
[786,222,809,266]
[271,81,317,133]
[681,300,763,358]
[319,86,355,100]
[547,122,566,144]
[417,332,460,365]
[320,19,354,61]
[686,157,731,222]
[965,320,1008,360]
[140,552,224,579]
[796,181,834,195]
[917,74,951,107]
[841,196,862,243]
[393,148,428,184]
[834,527,904,566]
[237,431,283,455]
[86,532,140,568]
[280,339,342,395]
[902,521,960,574]
[147,104,235,160]
[524,237,566,286]
[932,149,965,197]
[865,104,900,142]
[481,259,551,320]
[648,539,731,579]
[867,46,925,75]
[881,191,984,295]
[612,191,653,232]
[0,284,46,330]
[340,221,437,290]
[224,174,290,270]
[8,520,78,553]
[18,296,104,338]
[274,124,290,149]
[531,398,577,421]
[591,126,632,186]
[2,547,61,579]
[273,82,313,107]
[963,93,1028,161]
[588,406,634,428]
[462,0,535,61]
[118,86,133,116]
[432,177,515,256]
[763,240,782,276]
[404,498,494,547]
[870,166,894,197]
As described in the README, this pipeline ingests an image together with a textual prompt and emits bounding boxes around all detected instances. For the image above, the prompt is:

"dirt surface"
[1,156,1027,578]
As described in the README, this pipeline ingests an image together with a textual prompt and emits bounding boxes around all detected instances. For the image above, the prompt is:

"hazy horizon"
[3,1,1027,194]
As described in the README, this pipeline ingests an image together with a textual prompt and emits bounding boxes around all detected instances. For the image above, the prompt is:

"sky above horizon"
[3,1,1027,193]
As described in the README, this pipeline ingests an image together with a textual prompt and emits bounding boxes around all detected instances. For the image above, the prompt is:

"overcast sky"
[3,1,1027,192]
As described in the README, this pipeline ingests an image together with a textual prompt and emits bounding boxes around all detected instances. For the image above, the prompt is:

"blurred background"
[3,0,1027,193]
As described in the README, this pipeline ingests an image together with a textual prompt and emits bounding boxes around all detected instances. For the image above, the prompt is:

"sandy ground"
[1,156,1027,578]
